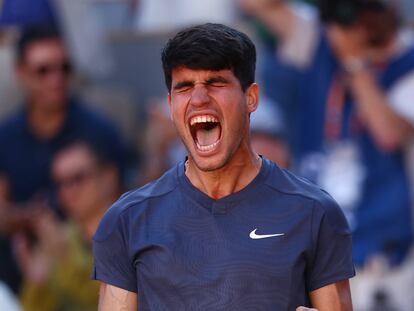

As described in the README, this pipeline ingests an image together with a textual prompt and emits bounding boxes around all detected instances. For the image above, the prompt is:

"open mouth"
[189,115,222,152]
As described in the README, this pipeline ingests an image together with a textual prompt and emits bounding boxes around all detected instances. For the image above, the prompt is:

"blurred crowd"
[0,0,414,310]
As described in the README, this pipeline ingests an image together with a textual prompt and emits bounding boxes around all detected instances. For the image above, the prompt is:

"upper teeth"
[190,115,218,126]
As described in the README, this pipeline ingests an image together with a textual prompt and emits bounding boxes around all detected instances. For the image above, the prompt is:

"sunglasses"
[54,169,97,190]
[30,61,72,78]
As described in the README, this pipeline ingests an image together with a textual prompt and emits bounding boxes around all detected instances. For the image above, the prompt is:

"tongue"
[196,125,220,147]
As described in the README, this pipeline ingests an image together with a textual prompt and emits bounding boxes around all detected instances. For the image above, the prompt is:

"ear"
[167,93,174,121]
[245,83,259,113]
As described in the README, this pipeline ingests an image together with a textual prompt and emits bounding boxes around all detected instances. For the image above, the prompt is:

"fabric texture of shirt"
[92,158,354,310]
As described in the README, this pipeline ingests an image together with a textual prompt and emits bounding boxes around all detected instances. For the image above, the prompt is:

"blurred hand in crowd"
[13,209,66,285]
[0,193,49,237]
[140,98,180,184]
[327,24,367,62]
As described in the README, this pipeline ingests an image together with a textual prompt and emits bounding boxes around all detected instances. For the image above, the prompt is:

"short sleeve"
[92,205,137,293]
[388,71,414,126]
[306,195,355,291]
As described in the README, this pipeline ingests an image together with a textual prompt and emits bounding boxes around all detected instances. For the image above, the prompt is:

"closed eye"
[173,81,194,93]
[206,77,228,87]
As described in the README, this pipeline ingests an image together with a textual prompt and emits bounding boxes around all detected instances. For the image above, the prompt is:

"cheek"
[225,99,248,126]
[171,102,187,128]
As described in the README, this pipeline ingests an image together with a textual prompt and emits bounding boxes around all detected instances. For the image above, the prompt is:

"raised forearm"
[239,0,294,41]
[348,69,413,150]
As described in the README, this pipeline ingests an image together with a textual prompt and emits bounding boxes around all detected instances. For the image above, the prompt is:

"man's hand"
[296,308,318,311]
[13,208,66,284]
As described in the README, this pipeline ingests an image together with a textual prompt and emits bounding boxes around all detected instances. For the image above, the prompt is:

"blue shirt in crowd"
[295,32,414,266]
[0,97,125,293]
[0,97,125,203]
[93,158,354,310]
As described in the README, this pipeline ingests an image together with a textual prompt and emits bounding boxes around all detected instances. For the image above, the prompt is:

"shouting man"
[92,23,354,310]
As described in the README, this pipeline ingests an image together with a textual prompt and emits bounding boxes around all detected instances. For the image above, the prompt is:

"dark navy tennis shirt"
[93,158,354,310]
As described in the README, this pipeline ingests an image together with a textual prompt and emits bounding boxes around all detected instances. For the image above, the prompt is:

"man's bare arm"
[98,283,137,311]
[238,0,295,41]
[309,279,353,311]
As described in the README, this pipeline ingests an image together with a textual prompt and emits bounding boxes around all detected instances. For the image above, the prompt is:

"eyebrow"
[173,76,229,90]
[173,80,194,90]
[205,76,229,85]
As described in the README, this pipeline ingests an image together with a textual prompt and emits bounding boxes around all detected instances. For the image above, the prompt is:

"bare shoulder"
[98,283,138,311]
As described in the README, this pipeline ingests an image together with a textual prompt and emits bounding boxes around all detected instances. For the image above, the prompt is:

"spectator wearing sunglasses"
[15,140,121,311]
[0,24,126,294]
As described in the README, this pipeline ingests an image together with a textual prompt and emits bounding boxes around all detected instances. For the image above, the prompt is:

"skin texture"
[98,283,137,311]
[168,67,261,199]
[309,279,353,311]
[98,67,353,310]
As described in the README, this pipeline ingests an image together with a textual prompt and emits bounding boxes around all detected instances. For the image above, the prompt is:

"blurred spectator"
[139,98,184,184]
[15,140,121,311]
[0,28,21,118]
[0,24,125,293]
[134,0,236,32]
[241,0,414,309]
[250,96,291,168]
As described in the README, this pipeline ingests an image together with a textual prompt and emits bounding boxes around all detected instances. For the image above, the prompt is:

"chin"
[189,152,229,172]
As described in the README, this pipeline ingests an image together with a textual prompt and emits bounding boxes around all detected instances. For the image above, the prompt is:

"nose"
[190,84,210,107]
[46,70,68,87]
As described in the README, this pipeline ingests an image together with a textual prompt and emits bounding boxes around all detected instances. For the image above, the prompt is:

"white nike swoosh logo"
[249,228,285,239]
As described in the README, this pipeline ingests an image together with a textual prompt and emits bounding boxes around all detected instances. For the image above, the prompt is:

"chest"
[131,196,313,309]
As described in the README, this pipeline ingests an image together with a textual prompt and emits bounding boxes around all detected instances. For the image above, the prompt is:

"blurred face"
[359,10,396,48]
[17,39,72,110]
[52,146,104,221]
[251,133,290,169]
[168,67,258,171]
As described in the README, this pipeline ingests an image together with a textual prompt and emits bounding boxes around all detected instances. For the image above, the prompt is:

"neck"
[185,144,262,200]
[27,99,67,139]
